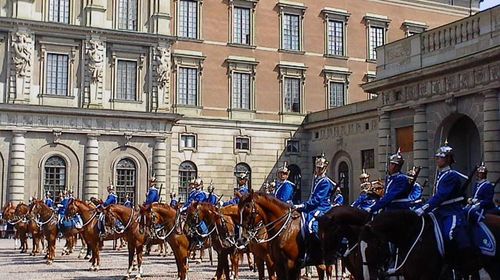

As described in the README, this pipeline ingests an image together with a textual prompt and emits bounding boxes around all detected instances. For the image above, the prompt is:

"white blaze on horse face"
[360,240,370,280]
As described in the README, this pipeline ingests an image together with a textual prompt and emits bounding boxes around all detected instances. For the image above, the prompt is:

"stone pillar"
[83,134,99,200]
[153,136,168,201]
[483,90,500,193]
[413,105,429,192]
[8,130,26,202]
[84,0,107,28]
[378,112,391,177]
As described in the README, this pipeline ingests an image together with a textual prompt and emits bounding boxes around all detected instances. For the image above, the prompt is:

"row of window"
[180,134,300,154]
[45,1,426,62]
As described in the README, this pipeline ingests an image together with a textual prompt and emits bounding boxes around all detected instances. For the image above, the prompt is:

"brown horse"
[318,205,371,279]
[220,203,277,280]
[184,202,242,280]
[359,210,500,280]
[141,203,190,280]
[238,191,332,280]
[66,199,124,271]
[29,200,59,264]
[1,202,25,250]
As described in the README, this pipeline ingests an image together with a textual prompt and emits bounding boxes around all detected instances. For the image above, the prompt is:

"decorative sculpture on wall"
[86,39,105,83]
[156,47,170,89]
[12,32,33,77]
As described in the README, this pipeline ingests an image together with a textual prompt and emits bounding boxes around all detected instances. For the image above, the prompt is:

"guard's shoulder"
[284,180,295,186]
[450,170,468,180]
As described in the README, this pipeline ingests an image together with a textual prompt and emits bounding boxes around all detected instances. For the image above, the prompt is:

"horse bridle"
[67,201,98,228]
[185,207,216,239]
[106,207,136,234]
[32,204,56,227]
[147,207,179,240]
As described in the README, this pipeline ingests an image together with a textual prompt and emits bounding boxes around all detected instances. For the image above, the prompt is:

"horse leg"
[318,265,325,280]
[125,245,135,279]
[135,244,144,279]
[255,256,265,280]
[47,235,56,265]
[247,252,254,272]
[171,238,189,280]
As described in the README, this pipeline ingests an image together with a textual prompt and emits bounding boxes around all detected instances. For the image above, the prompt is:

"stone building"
[305,5,500,203]
[0,0,481,205]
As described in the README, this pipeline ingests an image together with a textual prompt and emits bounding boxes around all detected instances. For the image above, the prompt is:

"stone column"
[8,130,26,202]
[483,90,500,188]
[378,112,391,177]
[153,136,168,201]
[413,105,429,192]
[83,134,99,200]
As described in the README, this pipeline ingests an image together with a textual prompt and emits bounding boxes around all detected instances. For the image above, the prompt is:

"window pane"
[232,72,250,110]
[369,26,385,60]
[283,14,300,50]
[329,82,345,108]
[284,77,301,113]
[118,0,137,30]
[233,7,251,44]
[180,0,198,38]
[179,161,197,202]
[116,158,136,204]
[116,61,137,100]
[48,0,70,23]
[328,20,344,56]
[46,54,69,96]
[44,156,67,196]
[178,67,198,106]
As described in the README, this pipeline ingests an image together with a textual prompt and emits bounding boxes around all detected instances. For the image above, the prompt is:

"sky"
[481,0,500,10]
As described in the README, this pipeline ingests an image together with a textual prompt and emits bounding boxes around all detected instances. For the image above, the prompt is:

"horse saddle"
[429,212,496,257]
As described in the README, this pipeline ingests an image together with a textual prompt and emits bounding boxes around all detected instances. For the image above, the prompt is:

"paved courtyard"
[0,238,264,280]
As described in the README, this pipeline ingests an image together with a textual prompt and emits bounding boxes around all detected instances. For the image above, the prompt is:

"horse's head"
[2,202,16,221]
[29,200,46,218]
[102,204,127,232]
[236,190,265,246]
[66,198,79,218]
[183,201,204,237]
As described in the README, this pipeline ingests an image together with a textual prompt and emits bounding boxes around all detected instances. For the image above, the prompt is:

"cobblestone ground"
[0,238,326,280]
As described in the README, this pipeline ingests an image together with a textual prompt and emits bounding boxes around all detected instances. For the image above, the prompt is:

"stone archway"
[446,115,481,178]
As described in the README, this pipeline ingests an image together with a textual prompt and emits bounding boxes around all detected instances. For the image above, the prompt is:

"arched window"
[116,158,136,204]
[178,161,197,202]
[234,162,251,188]
[44,156,67,196]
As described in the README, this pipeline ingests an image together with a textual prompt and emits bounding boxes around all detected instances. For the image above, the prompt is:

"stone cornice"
[0,18,175,45]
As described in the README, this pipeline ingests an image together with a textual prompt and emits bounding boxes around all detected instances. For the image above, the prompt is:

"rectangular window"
[178,67,198,106]
[118,0,138,30]
[286,140,300,153]
[396,126,414,153]
[369,26,384,60]
[284,77,301,113]
[179,0,198,39]
[282,14,300,51]
[233,7,251,45]
[48,0,70,23]
[361,149,375,169]
[327,20,344,56]
[329,82,345,108]
[116,60,137,101]
[180,134,196,149]
[46,54,69,96]
[232,72,251,110]
[235,137,250,151]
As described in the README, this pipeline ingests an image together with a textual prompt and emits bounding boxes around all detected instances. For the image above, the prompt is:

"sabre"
[158,184,164,203]
[408,166,422,188]
[385,134,390,175]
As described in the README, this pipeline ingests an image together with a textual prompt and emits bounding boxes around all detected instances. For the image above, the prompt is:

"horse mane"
[319,206,369,227]
[253,191,291,209]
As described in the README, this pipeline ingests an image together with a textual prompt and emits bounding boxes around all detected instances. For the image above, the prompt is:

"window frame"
[322,8,350,58]
[226,56,259,112]
[47,0,70,24]
[115,59,138,101]
[278,2,306,53]
[234,136,251,153]
[402,20,428,37]
[285,139,300,154]
[278,62,307,115]
[179,133,197,151]
[177,66,199,106]
[116,0,139,31]
[364,14,391,62]
[323,67,350,108]
[177,0,202,40]
[43,155,67,197]
[361,149,375,169]
[115,158,137,204]
[178,161,198,203]
[45,53,70,97]
[172,51,206,109]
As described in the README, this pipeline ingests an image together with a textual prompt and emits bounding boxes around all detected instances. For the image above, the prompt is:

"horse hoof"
[132,266,138,271]
[122,277,129,280]
[135,276,142,280]
[46,260,53,265]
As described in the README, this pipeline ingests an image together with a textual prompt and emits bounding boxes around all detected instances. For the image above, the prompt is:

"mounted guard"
[464,162,496,221]
[181,178,208,249]
[205,182,219,205]
[366,149,412,213]
[98,184,123,236]
[44,191,54,208]
[406,166,424,204]
[123,194,132,208]
[223,172,250,206]
[170,192,178,208]
[144,175,160,206]
[332,186,344,207]
[274,162,295,204]
[293,153,335,266]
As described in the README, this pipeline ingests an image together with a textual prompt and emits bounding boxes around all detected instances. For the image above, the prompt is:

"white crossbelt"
[440,197,464,206]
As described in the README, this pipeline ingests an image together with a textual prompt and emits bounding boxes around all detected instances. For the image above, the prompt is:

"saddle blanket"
[429,212,496,257]
[60,216,82,230]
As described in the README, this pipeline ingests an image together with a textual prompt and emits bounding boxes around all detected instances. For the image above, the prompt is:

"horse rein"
[110,207,136,234]
[148,208,179,240]
[241,200,293,244]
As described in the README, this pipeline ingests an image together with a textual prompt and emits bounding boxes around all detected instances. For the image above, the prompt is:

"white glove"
[365,207,372,213]
[292,204,304,210]
[414,207,425,216]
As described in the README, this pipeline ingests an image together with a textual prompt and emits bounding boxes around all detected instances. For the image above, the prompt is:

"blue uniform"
[470,180,495,210]
[370,172,411,212]
[408,182,424,201]
[145,186,160,205]
[103,193,118,207]
[332,193,344,206]
[44,197,54,208]
[352,193,379,211]
[170,198,178,208]
[223,185,249,206]
[274,180,295,204]
[299,176,335,235]
[205,193,219,205]
[123,198,132,208]
[183,189,208,210]
[58,197,70,215]
[420,167,470,248]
